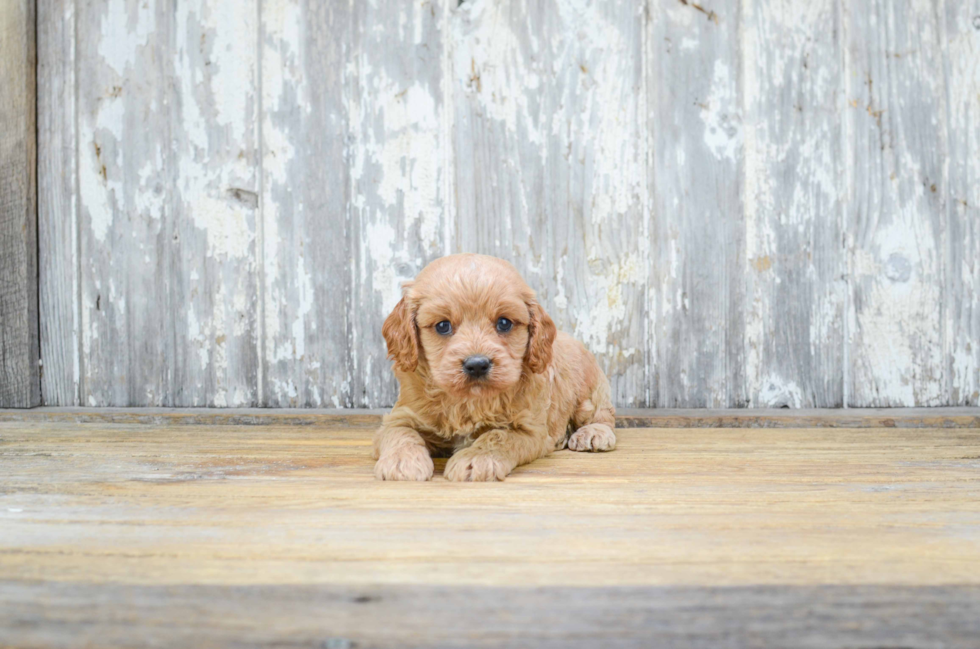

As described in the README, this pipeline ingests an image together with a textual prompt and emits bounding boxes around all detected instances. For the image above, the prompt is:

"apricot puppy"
[373,254,616,482]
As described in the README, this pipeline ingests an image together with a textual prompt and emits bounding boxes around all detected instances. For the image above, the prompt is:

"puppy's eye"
[496,317,513,333]
[435,320,453,336]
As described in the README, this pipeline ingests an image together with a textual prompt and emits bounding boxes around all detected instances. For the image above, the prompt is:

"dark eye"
[435,320,453,336]
[496,317,513,333]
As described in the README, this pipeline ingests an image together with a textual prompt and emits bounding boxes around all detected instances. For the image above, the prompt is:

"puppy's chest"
[450,431,478,452]
[417,423,491,455]
[424,409,509,449]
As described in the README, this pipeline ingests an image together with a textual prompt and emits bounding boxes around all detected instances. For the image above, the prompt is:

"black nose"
[462,355,492,378]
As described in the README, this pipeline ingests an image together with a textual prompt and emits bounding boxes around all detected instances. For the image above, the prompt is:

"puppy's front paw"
[444,449,512,482]
[568,424,616,452]
[374,446,434,481]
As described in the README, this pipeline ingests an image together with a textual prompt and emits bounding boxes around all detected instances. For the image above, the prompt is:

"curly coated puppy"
[373,253,616,482]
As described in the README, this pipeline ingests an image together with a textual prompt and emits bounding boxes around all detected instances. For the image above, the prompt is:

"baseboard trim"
[2,406,978,428]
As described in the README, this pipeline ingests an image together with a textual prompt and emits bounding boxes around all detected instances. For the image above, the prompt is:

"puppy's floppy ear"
[524,301,556,374]
[382,286,419,373]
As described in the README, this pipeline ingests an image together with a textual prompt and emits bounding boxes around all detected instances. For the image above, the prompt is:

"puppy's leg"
[373,426,434,481]
[567,375,617,453]
[444,429,550,482]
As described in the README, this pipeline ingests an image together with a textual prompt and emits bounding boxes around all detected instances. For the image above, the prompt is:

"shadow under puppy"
[374,253,616,481]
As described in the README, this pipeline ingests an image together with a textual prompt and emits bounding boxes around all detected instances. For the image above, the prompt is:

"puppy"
[373,253,616,481]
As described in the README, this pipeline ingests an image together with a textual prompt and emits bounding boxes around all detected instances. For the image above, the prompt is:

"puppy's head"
[382,254,556,397]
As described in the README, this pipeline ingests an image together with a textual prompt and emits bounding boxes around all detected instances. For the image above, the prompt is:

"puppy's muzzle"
[462,355,492,379]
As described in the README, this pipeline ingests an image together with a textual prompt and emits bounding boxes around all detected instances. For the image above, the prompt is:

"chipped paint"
[452,0,546,148]
[739,0,847,408]
[357,78,442,246]
[42,0,980,408]
[171,0,259,407]
[79,95,126,243]
[363,221,403,317]
[346,0,451,408]
[97,0,154,76]
[700,60,741,161]
[574,251,643,358]
[944,0,980,405]
[845,0,949,407]
[757,375,804,408]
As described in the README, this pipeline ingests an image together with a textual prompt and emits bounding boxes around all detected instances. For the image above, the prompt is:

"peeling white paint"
[186,305,210,371]
[943,2,980,405]
[574,251,643,356]
[52,0,979,409]
[291,256,314,361]
[553,259,568,311]
[169,0,260,406]
[700,60,741,161]
[98,0,154,76]
[359,78,442,246]
[452,0,546,148]
[191,196,255,259]
[844,0,949,407]
[757,376,804,408]
[364,221,404,317]
[80,94,126,243]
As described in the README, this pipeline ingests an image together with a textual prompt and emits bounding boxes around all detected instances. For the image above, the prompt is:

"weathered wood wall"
[1,0,40,408]
[36,0,980,408]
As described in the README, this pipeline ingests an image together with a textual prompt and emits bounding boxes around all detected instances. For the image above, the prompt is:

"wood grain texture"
[943,0,980,406]
[740,0,845,407]
[452,0,648,406]
[3,582,979,649]
[1,420,979,645]
[647,0,743,407]
[37,0,78,407]
[261,0,351,407]
[1,421,978,586]
[844,0,948,407]
[0,0,39,408]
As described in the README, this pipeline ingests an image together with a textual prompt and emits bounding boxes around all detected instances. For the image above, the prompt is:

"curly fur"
[374,254,616,482]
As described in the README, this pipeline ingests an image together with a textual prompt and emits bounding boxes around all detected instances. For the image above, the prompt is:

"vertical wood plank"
[76,0,174,405]
[452,0,648,406]
[844,0,947,406]
[348,0,451,407]
[171,0,260,406]
[261,0,351,407]
[38,0,79,405]
[647,0,743,407]
[943,0,980,405]
[0,0,39,407]
[739,0,845,407]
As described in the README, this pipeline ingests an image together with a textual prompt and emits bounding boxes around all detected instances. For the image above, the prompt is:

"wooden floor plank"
[3,582,979,649]
[1,421,979,646]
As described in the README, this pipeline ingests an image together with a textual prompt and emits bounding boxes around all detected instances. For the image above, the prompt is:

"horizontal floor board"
[4,582,980,649]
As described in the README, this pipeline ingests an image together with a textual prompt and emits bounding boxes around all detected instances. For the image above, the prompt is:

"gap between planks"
[0,407,978,428]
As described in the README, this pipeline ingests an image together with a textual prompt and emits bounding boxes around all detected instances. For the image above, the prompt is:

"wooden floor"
[2,412,979,647]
